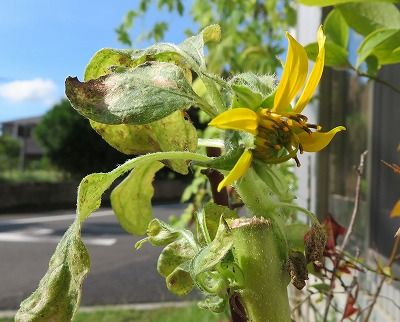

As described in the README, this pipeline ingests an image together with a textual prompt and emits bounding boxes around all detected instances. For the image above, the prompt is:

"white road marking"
[0,210,117,246]
[0,209,113,225]
[0,230,116,246]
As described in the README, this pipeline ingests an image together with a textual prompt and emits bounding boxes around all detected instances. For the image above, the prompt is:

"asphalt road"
[0,204,195,310]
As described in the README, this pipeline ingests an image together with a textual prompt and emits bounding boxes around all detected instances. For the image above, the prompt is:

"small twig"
[322,151,368,321]
[362,236,400,321]
[356,71,400,95]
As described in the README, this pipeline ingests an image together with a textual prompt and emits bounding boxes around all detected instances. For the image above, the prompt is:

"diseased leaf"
[111,161,164,235]
[17,151,210,322]
[166,262,194,296]
[324,9,349,49]
[77,172,117,221]
[91,111,197,174]
[337,3,400,36]
[84,49,198,174]
[298,0,397,6]
[357,29,400,68]
[157,238,196,277]
[305,41,349,68]
[66,62,200,125]
[15,223,89,322]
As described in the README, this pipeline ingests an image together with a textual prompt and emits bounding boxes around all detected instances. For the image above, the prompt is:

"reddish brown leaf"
[343,293,359,320]
[322,214,346,251]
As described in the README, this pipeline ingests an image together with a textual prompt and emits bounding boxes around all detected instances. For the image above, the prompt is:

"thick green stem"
[231,217,291,322]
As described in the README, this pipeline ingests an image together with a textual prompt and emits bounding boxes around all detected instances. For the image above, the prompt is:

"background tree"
[35,99,127,177]
[116,0,297,75]
[0,135,20,171]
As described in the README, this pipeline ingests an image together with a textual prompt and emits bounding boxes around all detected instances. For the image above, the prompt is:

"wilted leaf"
[66,62,200,125]
[342,292,359,320]
[322,214,346,251]
[111,161,164,235]
[15,223,89,322]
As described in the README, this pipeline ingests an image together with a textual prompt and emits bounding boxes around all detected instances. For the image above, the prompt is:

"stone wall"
[0,180,187,213]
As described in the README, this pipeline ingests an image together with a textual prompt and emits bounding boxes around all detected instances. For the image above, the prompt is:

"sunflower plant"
[16,24,344,322]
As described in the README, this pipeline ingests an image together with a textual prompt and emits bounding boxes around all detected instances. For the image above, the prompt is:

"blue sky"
[0,1,195,122]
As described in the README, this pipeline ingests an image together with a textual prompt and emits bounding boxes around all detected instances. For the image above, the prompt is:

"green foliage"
[302,0,400,89]
[116,0,297,74]
[0,135,20,171]
[111,161,164,235]
[337,2,400,36]
[34,99,127,176]
[298,0,398,5]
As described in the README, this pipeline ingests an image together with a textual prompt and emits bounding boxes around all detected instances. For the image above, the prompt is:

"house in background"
[296,5,400,322]
[1,116,44,168]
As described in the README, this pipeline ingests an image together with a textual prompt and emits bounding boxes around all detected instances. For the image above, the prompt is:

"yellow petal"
[294,26,326,113]
[217,150,253,192]
[390,200,400,218]
[298,126,346,152]
[273,32,308,113]
[209,108,259,135]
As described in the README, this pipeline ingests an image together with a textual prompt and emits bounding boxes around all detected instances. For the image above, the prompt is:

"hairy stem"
[231,217,291,322]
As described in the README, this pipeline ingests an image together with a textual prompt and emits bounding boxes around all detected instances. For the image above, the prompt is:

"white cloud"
[0,78,57,105]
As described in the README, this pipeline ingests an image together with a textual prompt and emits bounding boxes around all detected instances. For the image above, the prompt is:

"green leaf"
[84,48,140,81]
[111,161,164,235]
[191,218,233,278]
[324,9,349,48]
[357,28,400,67]
[298,0,398,6]
[368,30,400,65]
[137,217,198,249]
[365,55,379,76]
[198,294,227,313]
[15,223,89,322]
[305,41,350,68]
[252,161,294,203]
[285,223,309,252]
[66,62,200,125]
[198,202,238,242]
[337,3,400,36]
[230,73,275,110]
[77,172,117,221]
